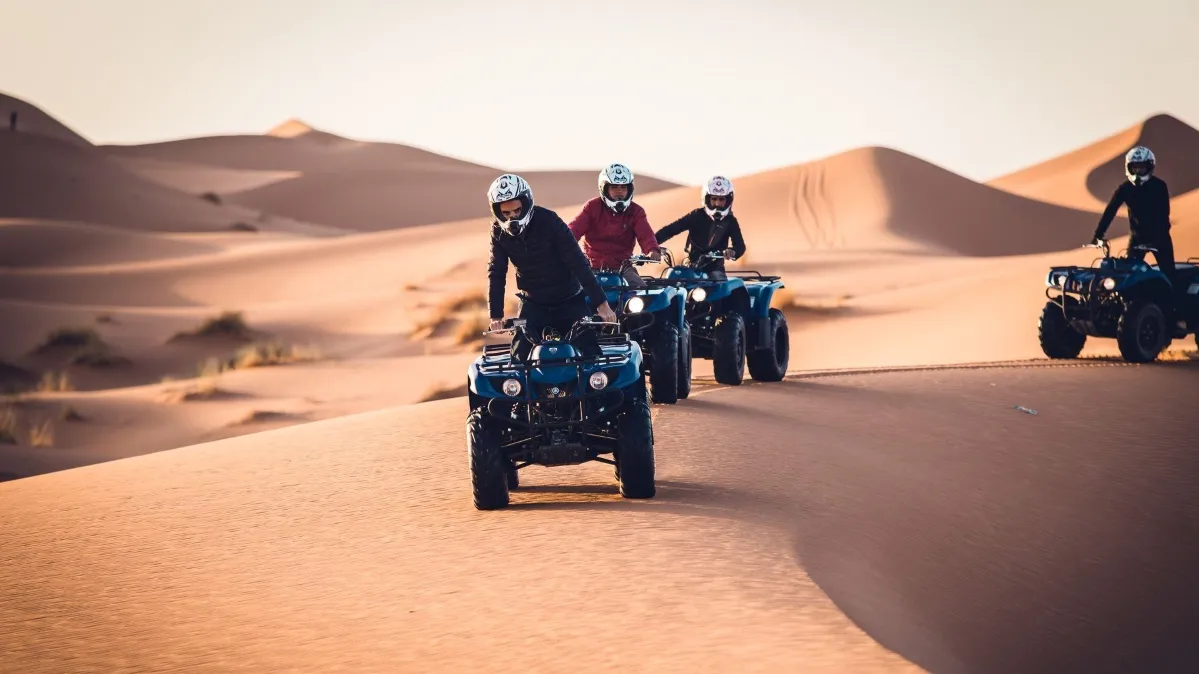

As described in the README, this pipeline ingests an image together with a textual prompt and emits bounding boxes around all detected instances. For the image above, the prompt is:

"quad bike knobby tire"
[1038,301,1086,359]
[677,321,693,399]
[747,308,789,382]
[467,410,509,510]
[615,378,656,499]
[649,322,680,404]
[1117,299,1167,363]
[712,312,747,386]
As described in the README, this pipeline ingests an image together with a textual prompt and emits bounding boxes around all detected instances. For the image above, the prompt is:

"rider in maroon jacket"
[568,163,662,281]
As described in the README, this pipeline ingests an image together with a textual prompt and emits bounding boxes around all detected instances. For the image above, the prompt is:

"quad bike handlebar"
[482,315,621,340]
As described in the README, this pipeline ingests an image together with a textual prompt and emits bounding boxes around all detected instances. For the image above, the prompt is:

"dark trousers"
[1129,234,1177,287]
[511,292,601,361]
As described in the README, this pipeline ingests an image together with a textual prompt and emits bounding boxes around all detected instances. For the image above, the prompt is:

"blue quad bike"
[656,248,790,385]
[465,315,655,510]
[1040,239,1199,363]
[590,254,692,404]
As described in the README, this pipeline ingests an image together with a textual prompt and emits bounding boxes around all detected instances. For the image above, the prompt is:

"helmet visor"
[1128,161,1153,176]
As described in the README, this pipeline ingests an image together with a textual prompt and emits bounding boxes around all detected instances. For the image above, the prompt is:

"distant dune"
[0,92,91,147]
[103,121,681,232]
[989,114,1199,210]
[638,146,1125,259]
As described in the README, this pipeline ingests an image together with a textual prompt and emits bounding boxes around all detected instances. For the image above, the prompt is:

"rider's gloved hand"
[597,302,618,324]
[647,250,662,262]
[724,247,738,261]
[1090,236,1105,246]
[489,318,505,332]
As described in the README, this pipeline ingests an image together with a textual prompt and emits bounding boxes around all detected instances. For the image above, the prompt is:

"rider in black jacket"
[1092,146,1177,285]
[654,175,747,279]
[486,174,616,356]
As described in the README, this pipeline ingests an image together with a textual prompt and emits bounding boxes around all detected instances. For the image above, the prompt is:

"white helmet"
[1125,146,1156,186]
[702,175,734,221]
[598,163,635,213]
[487,173,534,235]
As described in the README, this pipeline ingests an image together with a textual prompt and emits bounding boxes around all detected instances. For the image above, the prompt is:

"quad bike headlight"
[691,287,707,302]
[502,378,522,396]
[1102,277,1117,291]
[626,296,645,313]
[588,371,609,390]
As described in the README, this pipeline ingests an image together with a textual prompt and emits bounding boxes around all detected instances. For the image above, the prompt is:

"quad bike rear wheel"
[467,410,509,510]
[649,322,680,404]
[1038,301,1086,359]
[1117,299,1167,363]
[712,312,747,386]
[747,308,789,382]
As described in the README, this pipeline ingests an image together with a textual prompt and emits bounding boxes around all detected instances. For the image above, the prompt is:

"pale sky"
[2,0,1198,185]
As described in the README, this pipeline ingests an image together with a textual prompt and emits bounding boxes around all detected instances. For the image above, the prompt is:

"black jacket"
[654,208,747,271]
[1094,176,1171,242]
[487,206,608,319]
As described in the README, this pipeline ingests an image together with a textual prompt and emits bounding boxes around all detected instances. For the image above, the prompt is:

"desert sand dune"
[637,147,1123,258]
[102,119,679,231]
[0,92,91,147]
[0,219,222,268]
[3,362,1198,673]
[0,131,334,236]
[112,155,303,195]
[989,113,1199,211]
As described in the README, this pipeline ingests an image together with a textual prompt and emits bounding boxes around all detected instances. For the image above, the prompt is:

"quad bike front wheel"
[747,308,789,382]
[1117,299,1167,363]
[649,322,680,404]
[1038,301,1086,359]
[677,321,693,400]
[712,312,747,386]
[616,378,656,499]
[467,410,509,510]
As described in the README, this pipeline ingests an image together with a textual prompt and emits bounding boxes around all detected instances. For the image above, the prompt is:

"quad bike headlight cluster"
[690,287,707,302]
[626,297,645,313]
[589,372,609,390]
[1102,277,1117,291]
[502,378,522,396]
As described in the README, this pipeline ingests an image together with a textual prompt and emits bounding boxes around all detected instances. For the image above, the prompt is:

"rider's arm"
[727,217,747,260]
[486,227,509,320]
[552,214,609,309]
[654,211,694,244]
[1094,183,1127,240]
[631,206,660,255]
[566,199,595,241]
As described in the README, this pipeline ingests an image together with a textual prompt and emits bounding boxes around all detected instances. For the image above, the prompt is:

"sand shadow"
[790,438,1199,674]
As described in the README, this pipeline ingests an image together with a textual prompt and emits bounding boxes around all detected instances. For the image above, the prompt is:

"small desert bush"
[173,311,253,342]
[229,222,259,232]
[35,327,104,353]
[200,191,222,205]
[231,341,322,369]
[453,312,490,346]
[410,290,487,339]
[60,405,85,422]
[0,407,17,445]
[28,420,54,448]
[38,371,73,393]
[419,382,468,403]
[70,345,132,368]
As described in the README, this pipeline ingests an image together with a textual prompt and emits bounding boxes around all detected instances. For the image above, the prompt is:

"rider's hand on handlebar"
[488,318,504,332]
[597,302,618,324]
[646,250,662,262]
[1089,236,1105,246]
[724,247,738,261]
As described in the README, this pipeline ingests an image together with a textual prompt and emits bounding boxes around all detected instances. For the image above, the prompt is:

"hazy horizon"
[3,0,1198,185]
